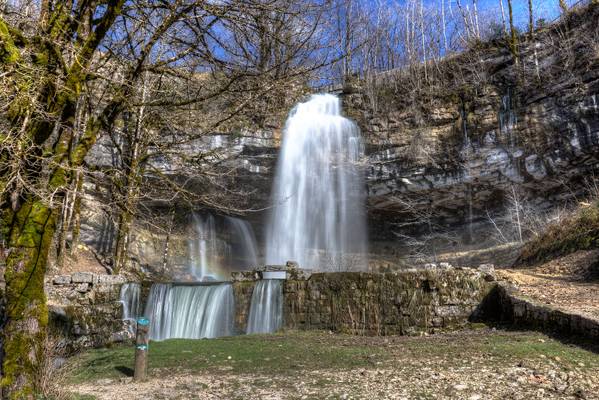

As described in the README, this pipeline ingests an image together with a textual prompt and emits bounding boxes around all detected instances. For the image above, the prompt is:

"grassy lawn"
[64,329,599,400]
[66,330,390,383]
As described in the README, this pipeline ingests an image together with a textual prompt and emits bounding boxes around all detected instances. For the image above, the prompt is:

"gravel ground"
[68,330,599,400]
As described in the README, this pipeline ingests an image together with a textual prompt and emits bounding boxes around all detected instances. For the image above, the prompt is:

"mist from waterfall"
[189,212,259,280]
[225,216,259,269]
[120,282,141,321]
[144,283,235,340]
[265,94,367,271]
[246,280,283,334]
[189,213,219,280]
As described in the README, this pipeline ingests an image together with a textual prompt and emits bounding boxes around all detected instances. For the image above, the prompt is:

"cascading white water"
[189,212,259,280]
[266,94,367,271]
[246,280,283,334]
[225,216,258,268]
[120,282,141,321]
[189,213,219,280]
[120,282,141,335]
[144,283,235,340]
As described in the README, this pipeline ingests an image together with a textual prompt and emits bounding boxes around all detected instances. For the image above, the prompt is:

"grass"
[66,330,389,383]
[64,329,599,400]
[65,329,599,385]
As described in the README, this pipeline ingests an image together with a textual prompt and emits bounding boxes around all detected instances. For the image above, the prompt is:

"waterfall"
[189,212,259,280]
[247,280,283,334]
[144,283,235,340]
[120,282,141,321]
[189,213,220,281]
[499,87,518,146]
[265,94,367,271]
[225,216,259,268]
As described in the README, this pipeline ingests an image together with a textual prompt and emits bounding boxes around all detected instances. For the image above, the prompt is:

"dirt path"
[498,250,599,321]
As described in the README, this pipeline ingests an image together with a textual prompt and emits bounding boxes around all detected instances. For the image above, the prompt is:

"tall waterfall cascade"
[247,280,283,334]
[144,283,235,340]
[266,94,367,271]
[189,212,259,280]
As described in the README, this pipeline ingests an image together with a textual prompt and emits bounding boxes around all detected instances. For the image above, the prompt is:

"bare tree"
[528,0,535,37]
[0,0,334,395]
[507,0,518,60]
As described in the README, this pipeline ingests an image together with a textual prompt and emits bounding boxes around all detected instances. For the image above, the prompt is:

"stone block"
[435,305,464,318]
[75,283,90,293]
[53,275,72,285]
[432,316,443,327]
[93,274,127,285]
[478,264,495,274]
[49,305,68,318]
[72,272,94,283]
[95,289,118,303]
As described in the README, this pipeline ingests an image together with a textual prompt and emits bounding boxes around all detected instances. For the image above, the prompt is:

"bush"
[518,201,599,265]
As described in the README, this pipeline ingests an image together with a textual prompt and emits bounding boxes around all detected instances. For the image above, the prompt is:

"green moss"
[2,199,56,398]
[0,19,20,63]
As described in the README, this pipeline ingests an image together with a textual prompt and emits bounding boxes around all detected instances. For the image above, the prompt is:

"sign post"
[134,317,150,381]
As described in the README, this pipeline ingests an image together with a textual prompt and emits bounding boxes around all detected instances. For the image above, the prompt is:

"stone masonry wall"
[46,273,128,349]
[233,281,256,333]
[46,267,599,345]
[232,267,496,335]
[487,282,599,339]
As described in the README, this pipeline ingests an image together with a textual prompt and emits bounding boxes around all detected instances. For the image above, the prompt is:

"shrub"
[518,201,599,265]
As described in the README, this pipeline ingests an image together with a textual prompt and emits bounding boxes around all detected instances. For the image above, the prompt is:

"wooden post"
[134,317,150,381]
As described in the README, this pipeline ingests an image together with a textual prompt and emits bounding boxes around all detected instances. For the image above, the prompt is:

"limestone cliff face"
[76,5,599,271]
[345,6,599,242]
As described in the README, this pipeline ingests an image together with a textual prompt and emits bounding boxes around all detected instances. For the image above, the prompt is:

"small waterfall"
[247,280,283,334]
[265,94,367,271]
[189,212,259,280]
[499,88,518,145]
[120,283,141,321]
[144,283,235,340]
[225,216,259,268]
[189,213,220,281]
[460,99,470,148]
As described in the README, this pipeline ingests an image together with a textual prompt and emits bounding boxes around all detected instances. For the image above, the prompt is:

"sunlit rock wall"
[346,6,599,241]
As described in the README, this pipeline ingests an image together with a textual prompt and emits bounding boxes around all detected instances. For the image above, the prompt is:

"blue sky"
[478,0,571,26]
[378,0,579,29]
[455,0,577,28]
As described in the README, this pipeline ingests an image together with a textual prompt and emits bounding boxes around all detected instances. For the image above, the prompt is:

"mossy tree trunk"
[0,1,125,396]
[1,199,55,398]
